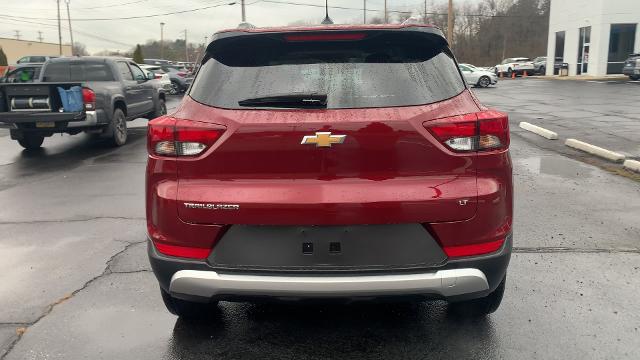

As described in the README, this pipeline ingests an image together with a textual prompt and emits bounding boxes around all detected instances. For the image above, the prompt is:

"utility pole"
[447,0,453,45]
[14,30,21,40]
[57,0,63,55]
[241,0,246,22]
[363,0,366,24]
[37,31,43,42]
[160,22,165,59]
[65,0,75,56]
[384,0,388,24]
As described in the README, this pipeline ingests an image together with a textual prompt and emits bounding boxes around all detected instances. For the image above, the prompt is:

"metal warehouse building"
[546,0,640,76]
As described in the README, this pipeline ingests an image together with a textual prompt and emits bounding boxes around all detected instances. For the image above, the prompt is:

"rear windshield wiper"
[238,94,327,108]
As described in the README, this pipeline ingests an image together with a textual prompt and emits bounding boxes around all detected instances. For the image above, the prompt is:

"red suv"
[146,24,512,318]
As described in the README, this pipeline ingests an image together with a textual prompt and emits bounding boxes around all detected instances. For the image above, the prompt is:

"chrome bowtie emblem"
[301,132,346,147]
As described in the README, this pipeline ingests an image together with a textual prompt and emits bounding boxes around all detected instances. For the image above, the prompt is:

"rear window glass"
[42,62,114,82]
[189,32,465,109]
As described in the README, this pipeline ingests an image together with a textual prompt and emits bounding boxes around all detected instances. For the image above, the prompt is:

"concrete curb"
[623,160,640,173]
[564,139,626,162]
[519,122,558,140]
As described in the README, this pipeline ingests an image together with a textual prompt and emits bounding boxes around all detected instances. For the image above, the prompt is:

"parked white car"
[494,57,535,77]
[459,64,498,88]
[139,64,172,93]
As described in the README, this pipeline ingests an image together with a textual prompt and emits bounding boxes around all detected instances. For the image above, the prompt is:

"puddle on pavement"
[516,155,593,179]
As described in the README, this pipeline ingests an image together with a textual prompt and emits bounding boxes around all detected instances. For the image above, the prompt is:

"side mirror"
[146,72,155,80]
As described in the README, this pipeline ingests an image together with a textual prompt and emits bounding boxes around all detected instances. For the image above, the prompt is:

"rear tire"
[630,75,640,81]
[18,134,45,150]
[107,108,127,146]
[507,68,513,78]
[539,66,546,75]
[477,76,491,88]
[150,98,167,119]
[160,287,218,320]
[169,81,180,95]
[448,276,505,318]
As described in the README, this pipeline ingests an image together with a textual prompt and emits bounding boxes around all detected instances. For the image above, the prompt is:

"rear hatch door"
[176,27,480,225]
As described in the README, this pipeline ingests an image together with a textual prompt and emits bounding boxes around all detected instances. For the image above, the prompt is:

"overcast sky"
[0,0,462,54]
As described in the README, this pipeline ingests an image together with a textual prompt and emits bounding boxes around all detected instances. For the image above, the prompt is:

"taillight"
[424,110,509,152]
[82,87,96,111]
[154,74,162,79]
[147,117,225,157]
[176,72,187,78]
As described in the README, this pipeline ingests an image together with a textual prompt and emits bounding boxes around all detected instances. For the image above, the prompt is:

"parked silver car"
[459,64,498,88]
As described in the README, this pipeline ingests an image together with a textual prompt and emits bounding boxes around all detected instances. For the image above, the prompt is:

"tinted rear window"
[42,62,114,82]
[189,32,465,109]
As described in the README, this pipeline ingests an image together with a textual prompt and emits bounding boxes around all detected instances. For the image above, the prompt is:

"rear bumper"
[149,233,512,303]
[170,268,489,299]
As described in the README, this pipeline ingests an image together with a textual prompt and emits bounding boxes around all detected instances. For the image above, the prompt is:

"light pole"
[241,0,246,22]
[384,0,387,24]
[160,22,165,59]
[363,0,366,24]
[424,0,427,24]
[447,0,453,45]
[182,29,188,63]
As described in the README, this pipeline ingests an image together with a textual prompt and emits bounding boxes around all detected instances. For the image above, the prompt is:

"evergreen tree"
[133,44,144,64]
[0,47,8,66]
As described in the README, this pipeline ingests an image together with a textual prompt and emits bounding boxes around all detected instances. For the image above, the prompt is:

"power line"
[258,0,544,18]
[1,0,151,11]
[0,17,134,48]
[0,0,237,21]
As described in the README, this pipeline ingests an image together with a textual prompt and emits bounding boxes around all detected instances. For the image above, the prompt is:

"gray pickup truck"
[0,56,167,149]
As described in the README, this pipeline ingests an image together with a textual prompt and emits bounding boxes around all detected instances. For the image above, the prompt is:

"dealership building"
[546,0,640,76]
[0,38,72,64]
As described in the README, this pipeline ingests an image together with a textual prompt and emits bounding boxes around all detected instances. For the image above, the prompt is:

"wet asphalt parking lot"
[0,83,639,359]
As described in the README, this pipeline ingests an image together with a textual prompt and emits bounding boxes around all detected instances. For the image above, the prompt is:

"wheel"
[477,76,491,88]
[630,75,640,81]
[150,98,167,119]
[160,287,218,320]
[539,66,545,75]
[494,68,499,76]
[169,81,180,95]
[507,68,513,78]
[107,108,127,146]
[448,276,505,318]
[17,134,44,150]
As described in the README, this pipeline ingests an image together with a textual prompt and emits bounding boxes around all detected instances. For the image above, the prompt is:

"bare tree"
[72,42,88,56]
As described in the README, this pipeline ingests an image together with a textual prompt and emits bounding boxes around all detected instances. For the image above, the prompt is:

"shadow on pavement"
[167,301,500,359]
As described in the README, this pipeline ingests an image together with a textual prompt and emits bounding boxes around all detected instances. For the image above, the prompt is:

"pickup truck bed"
[0,82,86,126]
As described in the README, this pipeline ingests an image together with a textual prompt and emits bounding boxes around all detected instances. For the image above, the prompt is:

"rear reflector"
[443,239,505,258]
[147,117,225,157]
[284,33,367,42]
[154,242,212,260]
[424,110,509,152]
